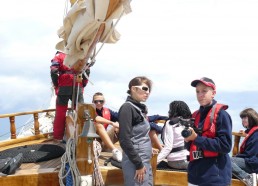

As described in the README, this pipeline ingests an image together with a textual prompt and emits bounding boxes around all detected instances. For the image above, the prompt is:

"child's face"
[195,83,216,107]
[241,117,249,128]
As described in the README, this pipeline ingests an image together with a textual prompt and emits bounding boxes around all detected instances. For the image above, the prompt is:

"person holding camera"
[185,77,232,186]
[157,100,191,170]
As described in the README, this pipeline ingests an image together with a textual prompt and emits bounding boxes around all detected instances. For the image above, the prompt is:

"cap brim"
[191,80,216,90]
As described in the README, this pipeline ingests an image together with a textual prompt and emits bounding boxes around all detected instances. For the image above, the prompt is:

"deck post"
[33,113,40,135]
[151,150,158,185]
[9,116,16,139]
[76,103,96,175]
[232,132,245,156]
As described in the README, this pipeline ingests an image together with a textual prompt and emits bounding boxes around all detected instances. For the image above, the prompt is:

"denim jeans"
[231,157,253,180]
[168,160,188,170]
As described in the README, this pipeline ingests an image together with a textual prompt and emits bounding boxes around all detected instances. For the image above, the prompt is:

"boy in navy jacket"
[185,77,232,186]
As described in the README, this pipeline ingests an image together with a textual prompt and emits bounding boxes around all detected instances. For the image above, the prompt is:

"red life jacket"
[239,126,258,153]
[51,51,83,87]
[189,103,228,161]
[101,107,111,129]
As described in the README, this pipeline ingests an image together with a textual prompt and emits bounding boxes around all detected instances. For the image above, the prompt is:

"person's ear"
[212,90,216,98]
[131,87,136,93]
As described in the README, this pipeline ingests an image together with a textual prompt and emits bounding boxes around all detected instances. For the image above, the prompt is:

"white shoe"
[243,173,257,186]
[252,173,257,186]
[112,149,122,162]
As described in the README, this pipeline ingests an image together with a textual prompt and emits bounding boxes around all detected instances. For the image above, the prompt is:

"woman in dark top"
[118,76,153,186]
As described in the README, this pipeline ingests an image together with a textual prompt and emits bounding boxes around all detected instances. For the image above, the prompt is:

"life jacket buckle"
[192,151,203,159]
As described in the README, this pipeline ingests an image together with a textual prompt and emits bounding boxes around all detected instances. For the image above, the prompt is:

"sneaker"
[112,149,122,162]
[243,173,257,186]
[2,153,23,175]
[0,157,12,173]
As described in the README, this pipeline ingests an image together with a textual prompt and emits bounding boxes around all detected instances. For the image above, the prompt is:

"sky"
[1,0,258,139]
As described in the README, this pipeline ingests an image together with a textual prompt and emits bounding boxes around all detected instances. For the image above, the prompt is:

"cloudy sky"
[1,0,258,139]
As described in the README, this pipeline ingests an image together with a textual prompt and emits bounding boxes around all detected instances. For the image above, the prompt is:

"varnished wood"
[0,134,50,149]
[0,109,56,118]
[0,108,247,186]
[75,103,96,175]
[155,120,166,124]
[72,0,124,72]
[9,116,16,139]
[70,0,76,6]
[101,168,123,185]
[65,115,75,139]
[0,108,59,141]
[0,136,246,186]
[0,172,59,186]
[232,132,245,156]
[154,170,245,186]
[233,135,241,156]
[151,151,158,185]
[106,0,121,20]
[73,24,105,72]
[0,139,62,186]
[33,113,40,135]
[232,132,246,137]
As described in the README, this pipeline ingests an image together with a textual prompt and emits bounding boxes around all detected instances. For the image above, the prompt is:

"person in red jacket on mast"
[50,51,90,142]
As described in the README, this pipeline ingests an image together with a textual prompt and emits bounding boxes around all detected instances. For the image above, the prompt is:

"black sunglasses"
[94,100,104,104]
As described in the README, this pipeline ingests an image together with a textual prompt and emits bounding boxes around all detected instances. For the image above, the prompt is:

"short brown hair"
[92,92,104,102]
[240,108,258,128]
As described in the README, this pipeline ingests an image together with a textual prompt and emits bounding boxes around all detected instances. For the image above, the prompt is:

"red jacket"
[50,51,88,88]
[189,104,228,161]
[240,126,258,153]
[101,107,111,129]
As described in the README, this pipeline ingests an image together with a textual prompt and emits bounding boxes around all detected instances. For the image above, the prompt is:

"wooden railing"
[0,104,96,175]
[232,132,245,156]
[0,109,58,148]
[0,109,245,156]
[0,109,56,138]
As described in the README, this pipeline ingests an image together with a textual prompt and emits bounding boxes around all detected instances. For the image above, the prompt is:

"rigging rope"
[59,138,81,186]
[93,139,104,186]
[59,138,104,186]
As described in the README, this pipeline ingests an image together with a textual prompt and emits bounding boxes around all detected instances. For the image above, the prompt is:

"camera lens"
[181,129,192,138]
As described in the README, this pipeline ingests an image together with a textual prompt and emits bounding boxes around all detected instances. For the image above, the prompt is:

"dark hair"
[92,92,104,101]
[240,108,258,128]
[168,101,191,119]
[127,76,152,95]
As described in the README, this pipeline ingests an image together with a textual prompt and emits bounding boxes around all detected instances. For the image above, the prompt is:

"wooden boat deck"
[0,138,124,186]
[0,108,246,186]
[0,138,245,186]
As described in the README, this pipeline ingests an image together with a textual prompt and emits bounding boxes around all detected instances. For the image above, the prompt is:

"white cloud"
[1,0,258,134]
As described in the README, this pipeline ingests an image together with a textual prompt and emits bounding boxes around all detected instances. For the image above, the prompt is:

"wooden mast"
[65,103,97,175]
[69,0,122,73]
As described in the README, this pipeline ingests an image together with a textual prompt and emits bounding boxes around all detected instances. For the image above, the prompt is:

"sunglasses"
[94,100,104,104]
[133,85,149,92]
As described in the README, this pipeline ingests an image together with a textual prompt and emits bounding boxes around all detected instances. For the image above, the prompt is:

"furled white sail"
[56,0,132,70]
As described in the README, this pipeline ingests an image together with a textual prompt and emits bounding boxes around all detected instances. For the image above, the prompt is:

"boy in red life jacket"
[185,77,232,186]
[50,51,90,142]
[92,92,122,162]
[231,108,258,186]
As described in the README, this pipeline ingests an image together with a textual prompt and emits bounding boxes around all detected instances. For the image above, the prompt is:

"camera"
[178,118,195,138]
